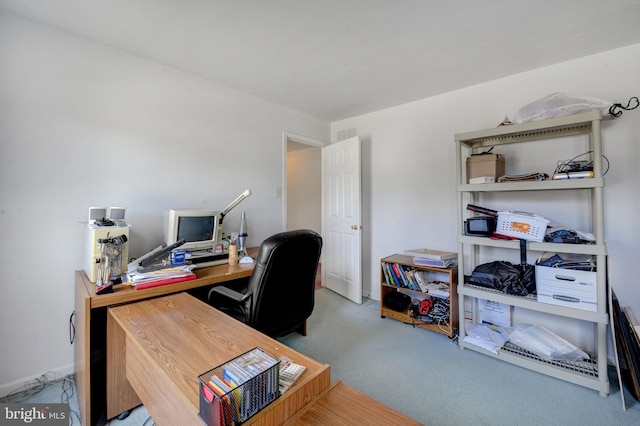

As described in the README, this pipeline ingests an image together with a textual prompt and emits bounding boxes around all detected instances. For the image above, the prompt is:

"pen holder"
[96,237,127,285]
[228,244,238,266]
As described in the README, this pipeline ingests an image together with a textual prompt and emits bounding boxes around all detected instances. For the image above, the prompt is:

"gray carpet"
[5,287,639,425]
[282,288,640,425]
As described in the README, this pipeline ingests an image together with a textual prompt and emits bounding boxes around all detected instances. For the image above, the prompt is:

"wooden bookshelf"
[380,254,458,338]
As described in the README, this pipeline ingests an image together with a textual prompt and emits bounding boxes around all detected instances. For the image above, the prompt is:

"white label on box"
[469,176,495,184]
[478,298,513,327]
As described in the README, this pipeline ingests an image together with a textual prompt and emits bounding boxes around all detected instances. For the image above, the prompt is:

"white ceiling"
[2,0,640,122]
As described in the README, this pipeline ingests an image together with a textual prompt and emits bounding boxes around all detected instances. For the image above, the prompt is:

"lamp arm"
[221,189,252,218]
[217,189,252,241]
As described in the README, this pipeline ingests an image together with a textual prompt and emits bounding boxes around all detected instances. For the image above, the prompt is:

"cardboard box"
[535,265,597,312]
[466,154,505,183]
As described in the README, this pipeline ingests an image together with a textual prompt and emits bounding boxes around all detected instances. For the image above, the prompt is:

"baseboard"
[0,363,75,399]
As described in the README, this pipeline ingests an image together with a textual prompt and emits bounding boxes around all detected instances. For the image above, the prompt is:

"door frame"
[282,131,328,232]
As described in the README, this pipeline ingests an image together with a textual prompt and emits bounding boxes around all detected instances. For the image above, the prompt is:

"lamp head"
[221,189,252,218]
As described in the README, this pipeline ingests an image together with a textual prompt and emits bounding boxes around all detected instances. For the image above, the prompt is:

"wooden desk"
[108,293,422,425]
[74,249,257,426]
[284,380,422,426]
[107,293,332,425]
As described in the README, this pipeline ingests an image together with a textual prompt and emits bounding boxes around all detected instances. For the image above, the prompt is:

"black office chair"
[208,229,322,338]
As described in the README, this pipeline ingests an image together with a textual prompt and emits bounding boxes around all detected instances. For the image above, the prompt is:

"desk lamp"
[216,189,252,243]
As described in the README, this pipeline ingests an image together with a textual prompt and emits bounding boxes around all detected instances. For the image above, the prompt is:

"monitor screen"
[177,216,215,242]
[164,209,220,252]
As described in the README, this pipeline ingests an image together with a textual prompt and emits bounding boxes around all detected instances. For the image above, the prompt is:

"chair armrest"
[208,285,252,304]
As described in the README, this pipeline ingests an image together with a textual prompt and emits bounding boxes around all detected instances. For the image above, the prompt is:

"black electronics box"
[383,291,412,312]
[464,216,496,236]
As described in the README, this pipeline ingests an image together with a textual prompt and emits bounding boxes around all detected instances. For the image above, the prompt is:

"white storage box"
[496,211,549,242]
[535,265,597,312]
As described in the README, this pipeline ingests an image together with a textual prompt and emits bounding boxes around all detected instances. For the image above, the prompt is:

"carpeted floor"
[283,288,640,426]
[5,287,640,425]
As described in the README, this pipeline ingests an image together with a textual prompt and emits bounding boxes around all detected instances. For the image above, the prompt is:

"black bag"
[468,260,535,296]
[383,291,412,312]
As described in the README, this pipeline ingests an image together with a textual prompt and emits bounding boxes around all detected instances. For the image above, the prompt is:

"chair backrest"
[246,229,322,337]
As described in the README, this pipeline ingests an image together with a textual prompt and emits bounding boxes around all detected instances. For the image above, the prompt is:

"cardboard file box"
[466,154,505,183]
[535,265,597,312]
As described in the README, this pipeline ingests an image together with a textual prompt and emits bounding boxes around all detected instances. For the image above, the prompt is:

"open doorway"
[283,132,326,288]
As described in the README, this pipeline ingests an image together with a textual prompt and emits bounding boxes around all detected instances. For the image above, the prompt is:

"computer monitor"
[164,209,220,253]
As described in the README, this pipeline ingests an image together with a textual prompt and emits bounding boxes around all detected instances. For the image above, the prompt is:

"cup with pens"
[229,233,239,266]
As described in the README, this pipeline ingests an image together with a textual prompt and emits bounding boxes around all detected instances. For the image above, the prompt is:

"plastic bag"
[514,92,613,123]
[507,323,589,361]
[468,260,535,296]
[463,322,509,354]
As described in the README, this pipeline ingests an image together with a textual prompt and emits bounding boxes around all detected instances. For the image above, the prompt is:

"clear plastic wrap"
[507,323,589,361]
[514,92,613,123]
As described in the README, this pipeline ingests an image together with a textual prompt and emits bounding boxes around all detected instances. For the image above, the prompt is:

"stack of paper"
[423,282,450,298]
[405,248,457,268]
[463,322,509,354]
[125,264,196,289]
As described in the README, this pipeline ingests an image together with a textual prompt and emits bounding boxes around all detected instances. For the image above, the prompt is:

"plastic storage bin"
[496,211,549,242]
[199,347,280,426]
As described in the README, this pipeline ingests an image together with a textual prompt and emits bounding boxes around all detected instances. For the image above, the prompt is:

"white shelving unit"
[455,111,610,396]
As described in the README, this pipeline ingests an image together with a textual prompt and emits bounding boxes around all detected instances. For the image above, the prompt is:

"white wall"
[0,14,329,391]
[332,43,640,350]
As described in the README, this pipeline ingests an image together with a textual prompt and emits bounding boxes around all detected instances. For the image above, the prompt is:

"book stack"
[199,347,280,426]
[381,261,450,299]
[404,248,457,268]
[381,261,422,291]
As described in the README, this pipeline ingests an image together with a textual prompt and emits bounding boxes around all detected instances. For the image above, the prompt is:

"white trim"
[283,131,327,148]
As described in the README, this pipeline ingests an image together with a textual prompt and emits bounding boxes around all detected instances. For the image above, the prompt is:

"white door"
[322,136,362,304]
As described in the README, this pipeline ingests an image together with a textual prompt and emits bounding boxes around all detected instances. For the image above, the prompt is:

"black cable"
[1,372,56,402]
[554,151,610,175]
[472,146,494,156]
[424,298,451,334]
[2,372,83,426]
[62,375,82,426]
[142,415,156,425]
[609,96,639,117]
[69,311,76,344]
